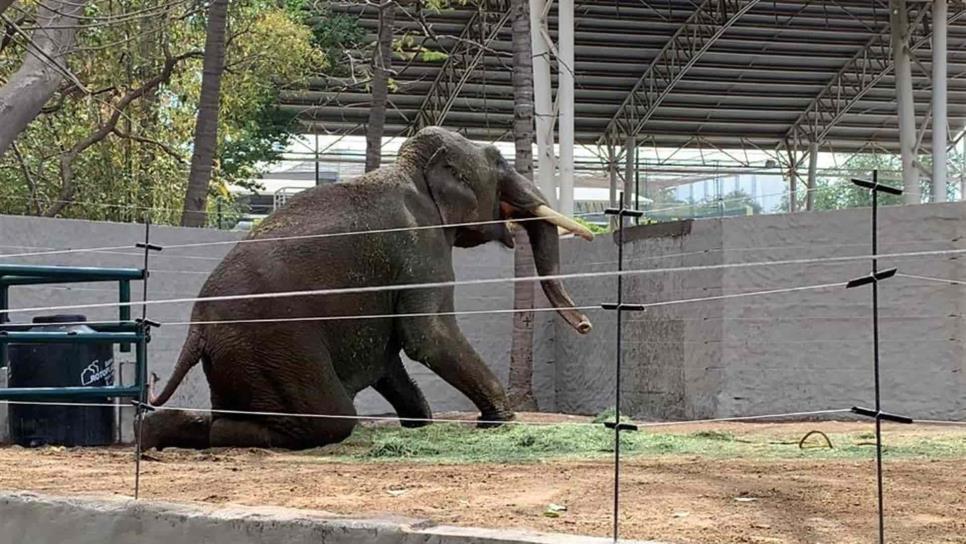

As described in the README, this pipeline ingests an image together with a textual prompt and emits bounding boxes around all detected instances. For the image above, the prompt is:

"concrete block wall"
[551,203,966,421]
[552,219,727,420]
[713,203,965,419]
[1,201,964,439]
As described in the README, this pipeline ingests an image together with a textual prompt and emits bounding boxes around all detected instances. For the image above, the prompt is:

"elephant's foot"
[399,415,432,428]
[477,410,515,429]
[137,410,212,451]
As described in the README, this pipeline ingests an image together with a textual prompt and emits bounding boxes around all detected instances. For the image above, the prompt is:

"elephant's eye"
[448,164,468,185]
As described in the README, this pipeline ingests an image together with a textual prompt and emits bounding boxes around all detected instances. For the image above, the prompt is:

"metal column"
[806,141,819,211]
[529,0,556,206]
[314,134,320,186]
[624,136,635,225]
[557,0,574,216]
[932,0,948,202]
[891,0,920,204]
[608,145,618,229]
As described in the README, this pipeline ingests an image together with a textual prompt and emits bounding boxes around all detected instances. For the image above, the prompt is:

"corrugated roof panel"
[291,1,966,152]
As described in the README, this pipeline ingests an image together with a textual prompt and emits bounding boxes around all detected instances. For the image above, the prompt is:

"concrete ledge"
[0,492,660,544]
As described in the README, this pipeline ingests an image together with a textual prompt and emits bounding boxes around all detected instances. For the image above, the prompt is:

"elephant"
[140,126,593,450]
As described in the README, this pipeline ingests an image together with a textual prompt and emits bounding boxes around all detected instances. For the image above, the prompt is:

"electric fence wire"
[0,277,848,319]
[5,234,964,277]
[4,246,966,317]
[9,304,966,330]
[0,215,563,260]
[0,180,888,261]
[0,400,855,429]
[915,419,966,426]
[896,273,966,286]
[0,279,847,328]
[0,179,837,221]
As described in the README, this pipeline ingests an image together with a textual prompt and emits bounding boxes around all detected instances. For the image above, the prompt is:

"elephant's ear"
[425,148,479,225]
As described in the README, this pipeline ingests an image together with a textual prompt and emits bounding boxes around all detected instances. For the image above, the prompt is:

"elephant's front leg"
[399,313,513,425]
[373,352,433,428]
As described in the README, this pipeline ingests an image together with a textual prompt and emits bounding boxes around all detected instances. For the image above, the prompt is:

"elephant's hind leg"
[373,352,432,427]
[138,410,212,450]
[209,336,358,449]
[209,417,301,449]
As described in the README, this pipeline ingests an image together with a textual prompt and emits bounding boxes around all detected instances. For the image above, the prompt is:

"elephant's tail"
[149,326,204,406]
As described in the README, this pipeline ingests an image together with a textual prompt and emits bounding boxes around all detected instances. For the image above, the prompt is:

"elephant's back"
[186,176,426,332]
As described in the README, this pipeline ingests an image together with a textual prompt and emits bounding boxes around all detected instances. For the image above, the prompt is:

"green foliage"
[302,4,365,75]
[690,430,735,441]
[643,188,761,223]
[0,0,327,223]
[592,407,633,425]
[418,49,449,62]
[802,154,905,211]
[575,217,608,235]
[313,422,966,464]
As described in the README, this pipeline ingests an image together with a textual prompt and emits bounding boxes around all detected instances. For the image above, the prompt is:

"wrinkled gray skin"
[140,127,591,450]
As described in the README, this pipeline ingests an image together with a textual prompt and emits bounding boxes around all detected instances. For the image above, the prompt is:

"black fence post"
[133,214,162,500]
[601,192,644,543]
[846,170,912,544]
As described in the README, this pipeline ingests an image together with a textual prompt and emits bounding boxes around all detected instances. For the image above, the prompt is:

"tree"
[45,51,203,218]
[0,0,16,17]
[365,1,396,173]
[506,0,538,411]
[0,0,91,158]
[0,0,325,223]
[181,0,230,227]
[786,154,906,212]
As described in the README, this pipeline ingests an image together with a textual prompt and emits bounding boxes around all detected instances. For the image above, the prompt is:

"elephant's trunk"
[499,170,593,334]
[520,214,592,334]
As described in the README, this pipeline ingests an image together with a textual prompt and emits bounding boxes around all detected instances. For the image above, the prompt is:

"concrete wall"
[1,202,964,437]
[553,203,966,421]
[0,492,658,544]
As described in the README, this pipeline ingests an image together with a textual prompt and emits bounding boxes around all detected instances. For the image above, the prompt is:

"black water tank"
[8,315,115,447]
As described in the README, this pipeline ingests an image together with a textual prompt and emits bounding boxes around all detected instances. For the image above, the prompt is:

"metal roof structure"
[279,0,966,156]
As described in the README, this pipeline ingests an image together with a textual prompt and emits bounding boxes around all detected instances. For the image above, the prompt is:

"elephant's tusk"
[510,221,572,239]
[532,205,595,241]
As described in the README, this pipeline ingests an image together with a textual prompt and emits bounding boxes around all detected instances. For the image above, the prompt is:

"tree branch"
[112,127,186,164]
[0,0,16,18]
[44,50,202,217]
[10,140,41,214]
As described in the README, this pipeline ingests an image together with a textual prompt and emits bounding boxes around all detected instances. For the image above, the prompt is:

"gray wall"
[1,202,964,441]
[553,203,966,421]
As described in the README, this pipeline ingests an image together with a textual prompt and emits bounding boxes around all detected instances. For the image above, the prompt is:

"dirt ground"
[1,416,964,544]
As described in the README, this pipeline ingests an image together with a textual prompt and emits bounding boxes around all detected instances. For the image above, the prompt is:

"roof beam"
[405,2,510,135]
[596,0,762,146]
[783,2,966,155]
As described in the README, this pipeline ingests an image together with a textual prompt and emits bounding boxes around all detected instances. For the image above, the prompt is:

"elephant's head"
[398,126,593,334]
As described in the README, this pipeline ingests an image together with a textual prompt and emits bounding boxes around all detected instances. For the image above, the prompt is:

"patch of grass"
[592,407,633,425]
[690,430,735,441]
[309,423,966,464]
[365,437,423,458]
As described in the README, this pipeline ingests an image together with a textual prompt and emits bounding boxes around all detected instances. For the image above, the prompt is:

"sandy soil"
[1,418,964,544]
